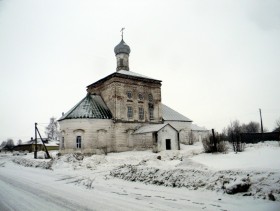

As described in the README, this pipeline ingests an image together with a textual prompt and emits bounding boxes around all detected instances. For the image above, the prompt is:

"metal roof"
[87,70,161,89]
[59,94,112,121]
[191,124,208,131]
[114,39,131,55]
[133,123,177,134]
[117,70,158,81]
[162,104,192,122]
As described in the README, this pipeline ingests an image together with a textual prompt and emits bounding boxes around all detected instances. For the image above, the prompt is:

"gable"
[133,123,178,134]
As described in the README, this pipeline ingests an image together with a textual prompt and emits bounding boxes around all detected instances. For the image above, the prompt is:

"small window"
[127,91,132,99]
[138,93,143,101]
[139,107,144,120]
[120,58,124,66]
[148,94,153,102]
[76,136,81,148]
[127,106,133,119]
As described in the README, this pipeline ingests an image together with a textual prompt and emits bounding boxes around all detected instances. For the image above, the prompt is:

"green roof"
[59,94,112,121]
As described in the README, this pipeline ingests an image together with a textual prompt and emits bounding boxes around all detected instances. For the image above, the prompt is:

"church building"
[58,35,207,154]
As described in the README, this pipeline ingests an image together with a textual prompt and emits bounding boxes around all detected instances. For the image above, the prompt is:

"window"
[148,94,153,102]
[127,106,133,119]
[138,93,143,101]
[76,136,81,148]
[149,107,154,120]
[149,103,154,120]
[139,107,144,120]
[120,58,124,66]
[127,91,132,99]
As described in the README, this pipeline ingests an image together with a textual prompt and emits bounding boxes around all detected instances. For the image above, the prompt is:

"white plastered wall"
[157,124,179,151]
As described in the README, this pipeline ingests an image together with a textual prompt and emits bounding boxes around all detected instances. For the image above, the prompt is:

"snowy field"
[0,141,280,210]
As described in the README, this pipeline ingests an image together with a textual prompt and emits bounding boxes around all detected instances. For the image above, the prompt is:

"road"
[0,157,280,211]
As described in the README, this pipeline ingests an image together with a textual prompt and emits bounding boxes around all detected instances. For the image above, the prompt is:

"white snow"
[0,141,280,210]
[191,141,280,170]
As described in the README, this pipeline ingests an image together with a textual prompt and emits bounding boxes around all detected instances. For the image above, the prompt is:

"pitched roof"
[162,104,192,122]
[87,70,161,88]
[117,70,158,81]
[133,123,177,134]
[191,124,208,131]
[59,94,112,121]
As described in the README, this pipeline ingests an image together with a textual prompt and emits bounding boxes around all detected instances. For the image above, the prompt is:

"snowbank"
[8,141,280,202]
[110,163,280,201]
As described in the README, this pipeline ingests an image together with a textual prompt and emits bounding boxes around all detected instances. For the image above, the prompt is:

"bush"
[202,134,228,153]
[232,141,245,153]
[202,137,212,153]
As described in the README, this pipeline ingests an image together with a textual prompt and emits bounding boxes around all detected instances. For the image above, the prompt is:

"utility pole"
[34,123,37,159]
[259,109,264,133]
[34,122,50,159]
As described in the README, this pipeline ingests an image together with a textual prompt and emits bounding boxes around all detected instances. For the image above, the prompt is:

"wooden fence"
[240,132,280,143]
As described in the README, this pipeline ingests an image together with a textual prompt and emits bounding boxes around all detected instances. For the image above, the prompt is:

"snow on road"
[0,141,280,211]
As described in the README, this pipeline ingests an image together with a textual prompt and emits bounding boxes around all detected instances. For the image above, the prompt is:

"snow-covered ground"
[0,141,280,210]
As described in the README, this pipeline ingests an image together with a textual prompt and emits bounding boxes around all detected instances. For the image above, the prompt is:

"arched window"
[76,136,81,148]
[149,103,154,120]
[127,91,132,99]
[148,94,153,102]
[138,93,143,101]
[127,106,133,119]
[120,58,124,66]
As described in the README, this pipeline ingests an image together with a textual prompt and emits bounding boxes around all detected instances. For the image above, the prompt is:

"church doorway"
[166,139,171,150]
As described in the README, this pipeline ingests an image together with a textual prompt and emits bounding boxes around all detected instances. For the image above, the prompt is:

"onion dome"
[114,39,131,55]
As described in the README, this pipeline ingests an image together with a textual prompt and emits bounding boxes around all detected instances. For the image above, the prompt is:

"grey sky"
[0,0,279,142]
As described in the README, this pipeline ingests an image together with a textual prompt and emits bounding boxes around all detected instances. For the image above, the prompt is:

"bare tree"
[17,139,22,145]
[241,121,260,133]
[45,117,59,141]
[5,139,15,151]
[225,120,245,152]
[0,141,6,147]
[274,118,280,132]
[202,132,228,153]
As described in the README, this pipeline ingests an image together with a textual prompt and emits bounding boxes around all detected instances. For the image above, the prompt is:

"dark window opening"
[148,94,153,102]
[76,136,81,148]
[149,104,154,120]
[139,107,144,120]
[138,93,143,101]
[127,91,132,99]
[127,106,133,119]
[120,58,124,66]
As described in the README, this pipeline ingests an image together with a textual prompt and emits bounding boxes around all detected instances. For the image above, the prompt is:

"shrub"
[202,134,228,153]
[202,137,212,153]
[232,141,245,153]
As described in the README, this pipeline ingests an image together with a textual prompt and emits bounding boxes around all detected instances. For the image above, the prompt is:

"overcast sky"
[0,0,280,142]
